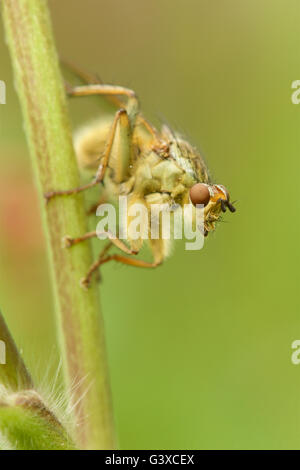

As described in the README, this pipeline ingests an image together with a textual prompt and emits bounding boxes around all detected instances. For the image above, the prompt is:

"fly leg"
[75,212,167,288]
[80,239,145,288]
[81,236,167,288]
[78,224,169,288]
[82,207,172,284]
[45,105,132,202]
[62,61,159,140]
[63,230,139,289]
[81,253,161,288]
[63,230,137,255]
[45,82,138,203]
[66,84,139,126]
[61,59,124,109]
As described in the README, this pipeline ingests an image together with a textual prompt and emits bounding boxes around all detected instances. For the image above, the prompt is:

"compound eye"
[189,183,210,207]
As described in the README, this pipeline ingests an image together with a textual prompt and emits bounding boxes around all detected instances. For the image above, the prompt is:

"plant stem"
[1,0,115,450]
[0,311,33,391]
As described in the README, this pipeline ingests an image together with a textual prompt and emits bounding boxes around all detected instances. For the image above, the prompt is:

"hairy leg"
[45,108,131,202]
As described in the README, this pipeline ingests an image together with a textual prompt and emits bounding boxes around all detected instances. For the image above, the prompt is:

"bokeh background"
[1,0,300,449]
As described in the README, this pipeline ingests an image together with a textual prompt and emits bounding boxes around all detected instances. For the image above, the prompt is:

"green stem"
[1,0,115,450]
[0,311,33,391]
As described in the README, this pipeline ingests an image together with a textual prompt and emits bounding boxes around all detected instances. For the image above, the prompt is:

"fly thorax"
[151,159,183,193]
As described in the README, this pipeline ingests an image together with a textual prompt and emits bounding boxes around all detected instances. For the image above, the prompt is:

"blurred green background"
[1,0,300,449]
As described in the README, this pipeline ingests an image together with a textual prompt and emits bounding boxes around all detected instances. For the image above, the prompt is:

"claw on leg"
[62,230,136,255]
[44,179,100,204]
[62,231,98,248]
[61,230,140,288]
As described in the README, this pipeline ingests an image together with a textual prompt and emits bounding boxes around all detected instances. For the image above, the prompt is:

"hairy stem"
[1,0,115,449]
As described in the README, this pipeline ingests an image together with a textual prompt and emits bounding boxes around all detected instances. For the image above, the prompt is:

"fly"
[45,64,236,287]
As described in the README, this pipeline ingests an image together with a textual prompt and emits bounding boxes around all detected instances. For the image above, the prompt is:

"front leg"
[67,84,139,127]
[62,62,159,139]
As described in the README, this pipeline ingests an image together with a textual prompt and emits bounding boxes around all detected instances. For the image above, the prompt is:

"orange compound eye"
[189,183,211,207]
